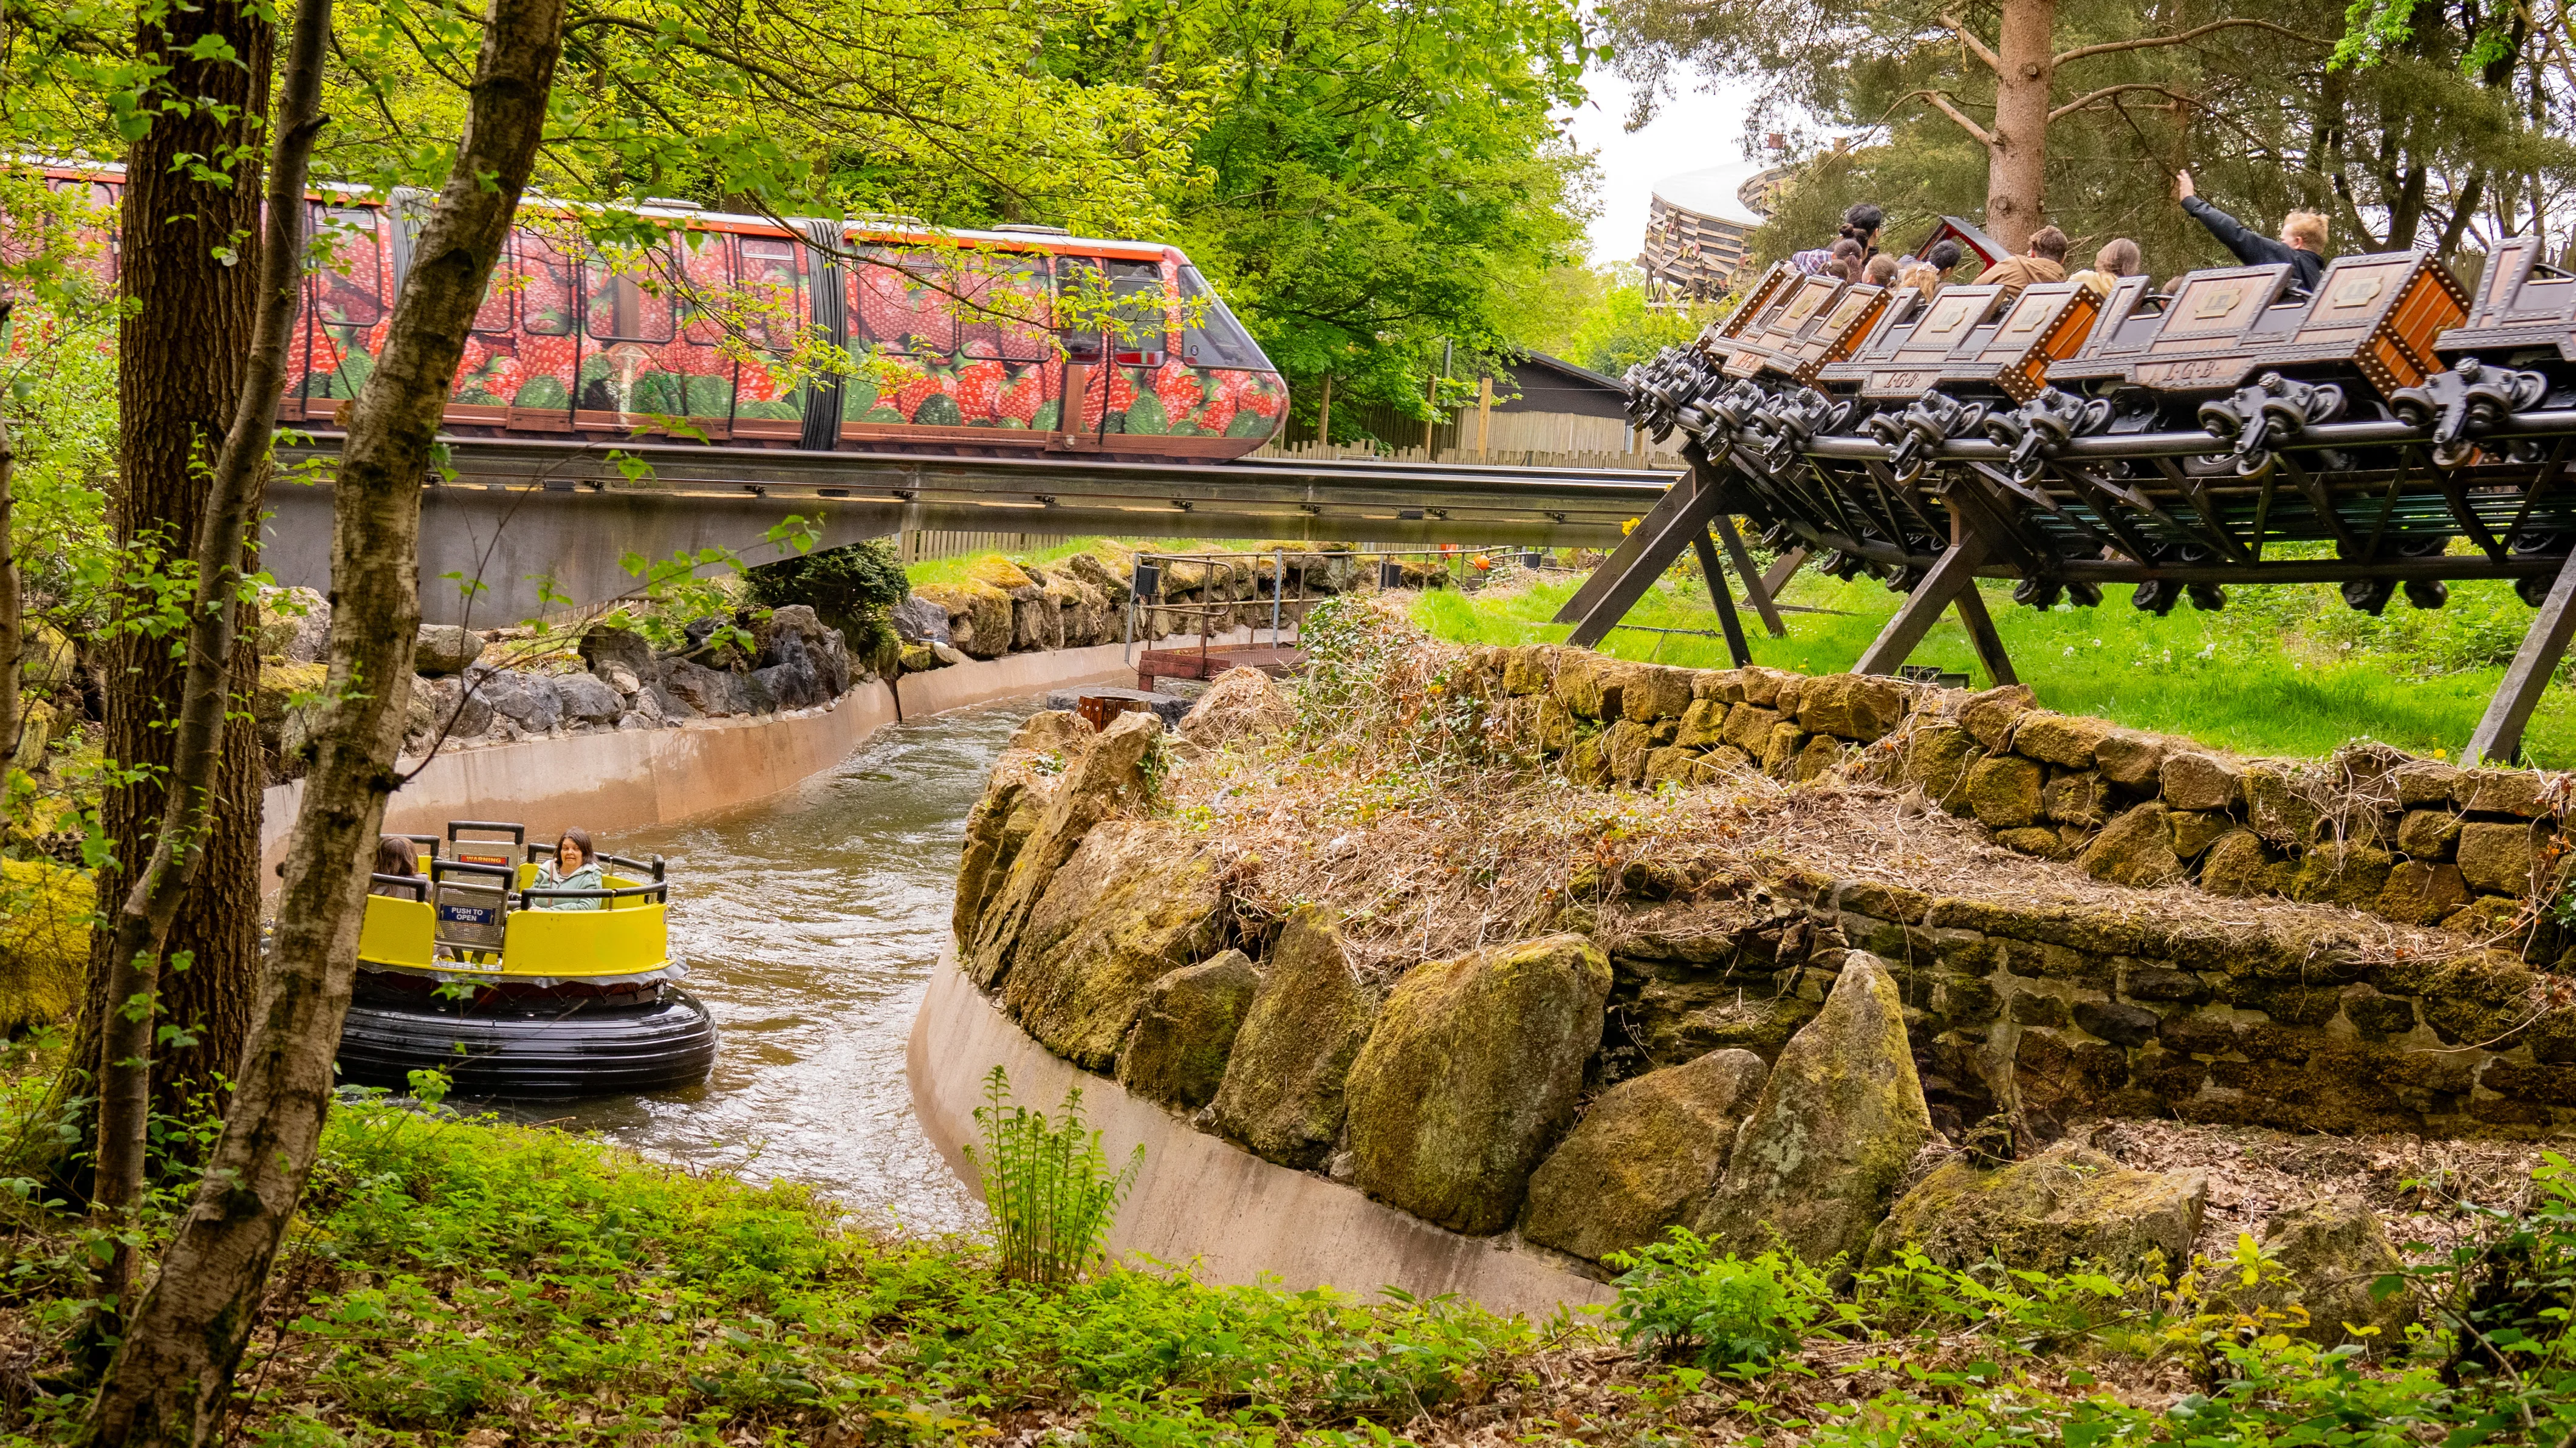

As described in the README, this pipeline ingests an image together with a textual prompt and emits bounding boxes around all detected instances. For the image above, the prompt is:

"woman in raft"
[532,827,606,910]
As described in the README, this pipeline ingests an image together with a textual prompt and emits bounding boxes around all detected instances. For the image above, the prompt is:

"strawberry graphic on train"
[9,162,1297,460]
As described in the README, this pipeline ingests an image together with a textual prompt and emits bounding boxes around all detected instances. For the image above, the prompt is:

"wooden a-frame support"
[2467,548,2576,765]
[1850,511,2019,687]
[1550,451,1791,664]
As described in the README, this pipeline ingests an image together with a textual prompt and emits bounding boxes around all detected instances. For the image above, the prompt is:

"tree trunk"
[70,0,276,1149]
[1,319,19,780]
[90,0,334,1316]
[1986,0,2058,253]
[84,0,567,1437]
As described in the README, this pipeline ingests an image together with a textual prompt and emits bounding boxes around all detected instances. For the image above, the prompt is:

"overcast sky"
[1561,67,1764,267]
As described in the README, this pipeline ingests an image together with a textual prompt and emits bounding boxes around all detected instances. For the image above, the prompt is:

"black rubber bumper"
[337,974,718,1099]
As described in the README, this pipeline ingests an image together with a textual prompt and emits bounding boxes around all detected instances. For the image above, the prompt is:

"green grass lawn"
[1414,567,2576,767]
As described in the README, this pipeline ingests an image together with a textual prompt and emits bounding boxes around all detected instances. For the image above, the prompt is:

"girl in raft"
[368,836,421,896]
[533,827,605,910]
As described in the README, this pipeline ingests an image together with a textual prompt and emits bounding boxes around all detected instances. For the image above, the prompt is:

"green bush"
[965,1067,1141,1287]
[744,538,909,658]
[1603,1229,1834,1373]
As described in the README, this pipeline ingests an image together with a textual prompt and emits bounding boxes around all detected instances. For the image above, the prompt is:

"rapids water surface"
[486,697,1045,1234]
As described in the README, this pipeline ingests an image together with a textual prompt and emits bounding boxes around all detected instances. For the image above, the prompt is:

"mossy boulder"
[914,580,1013,658]
[965,554,1038,595]
[2245,765,2323,844]
[0,858,90,1033]
[2199,830,2282,897]
[1692,954,1934,1268]
[1551,652,1619,719]
[1001,823,1225,1070]
[2092,731,2168,790]
[1500,645,1559,697]
[1674,698,1730,749]
[2160,752,2242,812]
[2080,803,2184,887]
[953,778,1033,945]
[1209,909,1379,1169]
[1864,1141,2207,1275]
[1117,949,1261,1112]
[1345,933,1612,1235]
[1958,683,2034,752]
[2288,841,2395,908]
[1797,673,1908,742]
[2395,808,2462,860]
[2168,809,2235,861]
[1720,703,1781,754]
[2224,1195,2416,1347]
[1898,725,1982,805]
[1619,664,1698,723]
[2015,712,2112,768]
[964,710,1161,988]
[1604,720,1654,785]
[2456,821,2537,895]
[1964,755,2045,828]
[1521,1049,1769,1262]
[2377,861,2470,926]
[2043,770,2109,828]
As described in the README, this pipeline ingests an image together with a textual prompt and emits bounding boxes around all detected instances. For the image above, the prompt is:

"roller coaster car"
[337,821,718,1099]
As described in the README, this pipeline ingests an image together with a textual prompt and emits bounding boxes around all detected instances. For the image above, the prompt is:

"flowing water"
[487,697,1045,1234]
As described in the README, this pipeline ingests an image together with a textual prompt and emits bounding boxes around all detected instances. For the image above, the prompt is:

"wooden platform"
[1137,645,1307,689]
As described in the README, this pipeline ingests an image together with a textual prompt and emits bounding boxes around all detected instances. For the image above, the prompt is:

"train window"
[734,234,803,349]
[1176,265,1260,369]
[312,207,384,326]
[583,244,677,344]
[850,248,955,354]
[953,253,1052,362]
[1055,257,1165,363]
[515,230,578,335]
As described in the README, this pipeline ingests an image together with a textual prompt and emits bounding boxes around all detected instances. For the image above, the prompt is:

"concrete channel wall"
[906,950,1620,1320]
[258,632,1259,874]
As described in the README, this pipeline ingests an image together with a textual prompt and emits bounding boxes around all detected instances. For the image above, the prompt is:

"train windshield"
[1176,265,1262,368]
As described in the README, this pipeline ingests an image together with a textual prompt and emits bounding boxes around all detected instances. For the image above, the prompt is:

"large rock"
[2014,712,2112,768]
[1344,934,1612,1235]
[954,779,1036,944]
[1208,909,1379,1169]
[1178,668,1295,750]
[579,624,656,692]
[754,604,852,697]
[1864,1141,2207,1276]
[414,675,495,743]
[1897,724,1981,804]
[1958,683,2033,753]
[1692,954,1934,1268]
[1061,550,1132,609]
[552,671,625,726]
[915,581,1012,659]
[2160,752,2242,812]
[255,585,331,663]
[1521,1049,1769,1262]
[414,624,482,677]
[1797,673,1908,742]
[1117,949,1261,1112]
[1000,824,1225,1070]
[1964,754,2044,828]
[2079,802,2184,887]
[2456,821,2537,895]
[965,709,1163,987]
[2244,1195,2417,1346]
[658,656,744,717]
[2092,731,2168,790]
[890,594,951,645]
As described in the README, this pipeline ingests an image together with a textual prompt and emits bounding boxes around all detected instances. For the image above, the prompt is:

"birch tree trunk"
[84,0,567,1436]
[87,0,335,1318]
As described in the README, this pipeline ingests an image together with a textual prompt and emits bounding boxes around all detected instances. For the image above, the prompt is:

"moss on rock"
[914,580,1013,658]
[1117,949,1261,1112]
[1692,954,1933,1269]
[1864,1141,2207,1276]
[1964,755,2044,829]
[1345,933,1612,1235]
[1002,824,1225,1070]
[964,710,1161,988]
[1209,910,1379,1169]
[2080,803,2183,887]
[1521,1048,1769,1262]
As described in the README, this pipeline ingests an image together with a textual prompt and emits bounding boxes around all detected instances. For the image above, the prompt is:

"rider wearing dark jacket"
[2174,169,2327,292]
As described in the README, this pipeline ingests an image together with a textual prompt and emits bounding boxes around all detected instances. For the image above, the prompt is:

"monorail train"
[10,161,1289,462]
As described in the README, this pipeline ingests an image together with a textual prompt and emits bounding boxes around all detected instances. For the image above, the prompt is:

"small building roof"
[1649,161,1772,228]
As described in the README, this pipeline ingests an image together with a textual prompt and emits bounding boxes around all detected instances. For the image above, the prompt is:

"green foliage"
[1519,261,1722,378]
[1605,1231,1833,1372]
[1414,565,2576,763]
[743,538,909,655]
[965,1066,1142,1288]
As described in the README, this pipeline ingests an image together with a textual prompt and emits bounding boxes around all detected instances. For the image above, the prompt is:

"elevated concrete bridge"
[264,434,1676,626]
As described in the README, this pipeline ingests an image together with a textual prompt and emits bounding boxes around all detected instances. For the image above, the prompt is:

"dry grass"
[1142,601,2524,983]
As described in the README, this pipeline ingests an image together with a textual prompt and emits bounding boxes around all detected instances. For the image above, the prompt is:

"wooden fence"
[897,530,1072,564]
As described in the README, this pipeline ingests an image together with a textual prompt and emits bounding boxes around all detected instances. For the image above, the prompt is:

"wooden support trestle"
[1711,514,1787,637]
[1851,520,2017,685]
[2467,548,2576,765]
[1688,527,1755,667]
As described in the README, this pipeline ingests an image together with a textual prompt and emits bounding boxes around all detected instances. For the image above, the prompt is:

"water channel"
[484,697,1045,1234]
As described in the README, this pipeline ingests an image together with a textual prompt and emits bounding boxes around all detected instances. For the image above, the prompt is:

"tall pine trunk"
[72,0,275,1147]
[84,0,567,1436]
[1985,0,2058,253]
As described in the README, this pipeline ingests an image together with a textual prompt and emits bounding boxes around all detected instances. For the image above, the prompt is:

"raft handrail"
[430,858,517,884]
[368,873,428,901]
[398,834,442,859]
[601,853,666,881]
[447,820,526,843]
[519,881,671,906]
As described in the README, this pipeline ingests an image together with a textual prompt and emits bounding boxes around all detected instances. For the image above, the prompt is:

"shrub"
[1603,1228,1834,1373]
[744,538,908,657]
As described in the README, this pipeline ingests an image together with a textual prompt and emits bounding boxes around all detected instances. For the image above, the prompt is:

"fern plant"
[965,1066,1143,1286]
